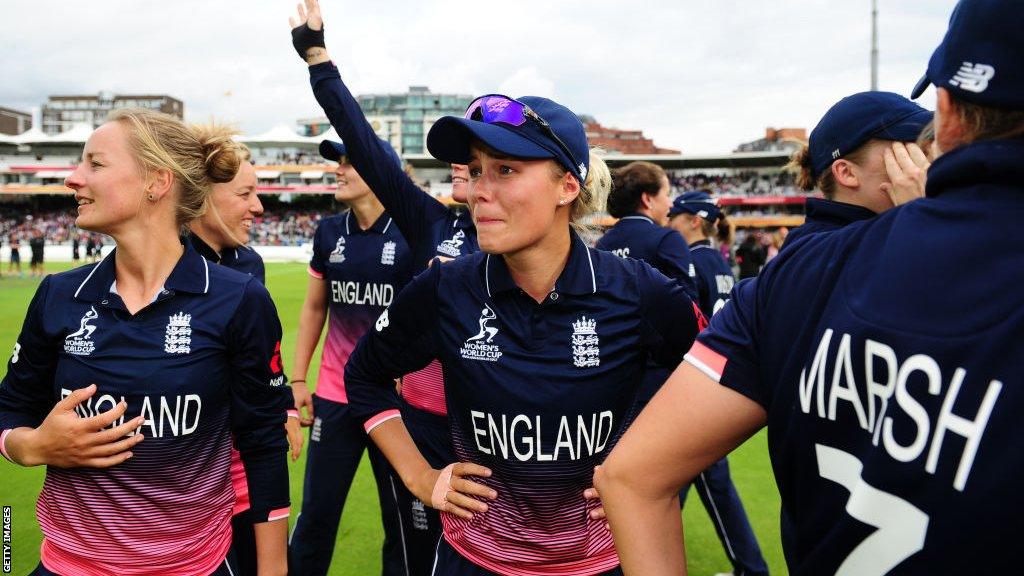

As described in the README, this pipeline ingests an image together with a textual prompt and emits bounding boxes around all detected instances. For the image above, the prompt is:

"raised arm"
[289,0,449,254]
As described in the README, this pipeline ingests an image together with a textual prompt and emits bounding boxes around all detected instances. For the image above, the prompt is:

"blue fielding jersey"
[0,242,291,573]
[783,197,877,248]
[307,210,414,404]
[686,139,1024,574]
[188,232,266,284]
[688,239,735,319]
[595,214,697,299]
[310,61,479,270]
[346,231,702,576]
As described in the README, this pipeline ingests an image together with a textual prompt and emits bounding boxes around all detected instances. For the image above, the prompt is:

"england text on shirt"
[307,209,414,404]
[346,232,702,576]
[0,242,291,576]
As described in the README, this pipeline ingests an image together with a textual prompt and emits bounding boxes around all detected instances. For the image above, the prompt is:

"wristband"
[287,409,300,419]
[431,463,457,510]
[291,23,325,60]
[291,379,306,385]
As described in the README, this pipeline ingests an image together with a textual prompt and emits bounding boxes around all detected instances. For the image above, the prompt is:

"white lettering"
[799,329,833,417]
[827,334,868,431]
[926,374,1001,491]
[864,339,897,445]
[468,410,614,462]
[883,354,941,463]
[471,411,490,455]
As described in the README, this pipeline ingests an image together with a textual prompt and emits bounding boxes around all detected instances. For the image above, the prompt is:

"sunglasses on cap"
[464,94,584,180]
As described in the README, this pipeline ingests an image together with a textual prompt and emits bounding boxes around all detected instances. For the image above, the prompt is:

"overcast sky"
[0,0,958,153]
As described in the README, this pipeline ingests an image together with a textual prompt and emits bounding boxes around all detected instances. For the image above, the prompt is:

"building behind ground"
[0,107,32,135]
[41,92,183,135]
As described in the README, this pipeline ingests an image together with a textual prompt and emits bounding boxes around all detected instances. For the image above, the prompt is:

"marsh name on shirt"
[470,410,614,462]
[61,388,203,438]
[798,329,1002,492]
[330,281,395,307]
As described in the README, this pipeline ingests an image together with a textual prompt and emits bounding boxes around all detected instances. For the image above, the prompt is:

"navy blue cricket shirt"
[307,210,413,405]
[783,197,877,248]
[596,214,697,299]
[686,138,1024,574]
[688,238,736,318]
[345,230,702,576]
[0,241,291,574]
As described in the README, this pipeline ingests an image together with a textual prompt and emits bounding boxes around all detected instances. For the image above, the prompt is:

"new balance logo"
[949,62,995,93]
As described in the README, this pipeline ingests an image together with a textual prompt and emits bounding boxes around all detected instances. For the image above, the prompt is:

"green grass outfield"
[0,262,786,575]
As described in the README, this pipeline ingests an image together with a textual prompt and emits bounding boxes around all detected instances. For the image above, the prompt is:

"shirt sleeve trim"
[267,507,290,522]
[286,409,300,419]
[364,409,402,434]
[684,341,727,383]
[0,429,14,463]
[307,266,324,279]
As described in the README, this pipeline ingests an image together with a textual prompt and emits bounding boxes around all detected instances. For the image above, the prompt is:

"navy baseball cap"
[808,92,933,180]
[668,191,722,222]
[426,95,590,185]
[319,138,403,170]
[911,0,1024,110]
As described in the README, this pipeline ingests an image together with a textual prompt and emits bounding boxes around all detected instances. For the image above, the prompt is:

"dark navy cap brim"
[873,108,934,141]
[319,140,347,161]
[427,117,558,165]
[910,74,931,100]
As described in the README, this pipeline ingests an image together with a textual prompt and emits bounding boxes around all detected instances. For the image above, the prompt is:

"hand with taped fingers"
[881,141,930,206]
[423,462,497,520]
[5,384,144,468]
[288,0,330,65]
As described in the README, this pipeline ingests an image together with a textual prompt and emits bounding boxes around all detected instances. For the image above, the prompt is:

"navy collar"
[804,198,877,228]
[345,210,393,235]
[689,238,713,249]
[617,213,655,225]
[74,240,210,303]
[484,230,597,298]
[187,232,223,264]
[927,138,1024,199]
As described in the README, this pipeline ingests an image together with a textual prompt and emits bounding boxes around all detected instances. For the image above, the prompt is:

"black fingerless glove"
[292,23,325,60]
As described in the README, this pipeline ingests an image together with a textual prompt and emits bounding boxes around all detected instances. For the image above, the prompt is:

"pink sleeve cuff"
[307,266,324,279]
[286,409,300,419]
[364,409,402,434]
[267,507,290,522]
[0,429,14,463]
[684,341,728,383]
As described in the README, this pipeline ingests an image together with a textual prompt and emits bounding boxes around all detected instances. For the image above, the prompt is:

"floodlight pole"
[871,0,879,90]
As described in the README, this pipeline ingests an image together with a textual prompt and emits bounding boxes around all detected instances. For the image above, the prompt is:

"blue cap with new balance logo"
[808,92,932,180]
[669,191,722,222]
[911,0,1024,110]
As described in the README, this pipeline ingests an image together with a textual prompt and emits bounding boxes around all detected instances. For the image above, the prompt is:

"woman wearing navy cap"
[288,2,480,573]
[286,135,415,576]
[666,192,768,576]
[0,109,291,575]
[341,84,702,575]
[185,130,304,576]
[598,1,1024,574]
[784,91,933,248]
[596,161,696,298]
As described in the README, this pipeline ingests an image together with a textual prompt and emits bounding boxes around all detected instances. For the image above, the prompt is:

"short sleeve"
[308,221,327,278]
[345,264,443,431]
[636,260,703,369]
[686,276,765,407]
